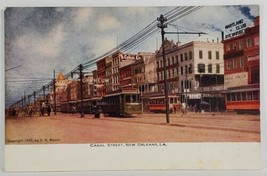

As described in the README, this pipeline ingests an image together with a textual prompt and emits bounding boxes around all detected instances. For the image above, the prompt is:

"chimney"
[221,31,224,41]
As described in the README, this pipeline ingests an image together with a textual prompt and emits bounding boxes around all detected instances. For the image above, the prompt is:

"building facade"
[222,16,260,113]
[155,39,224,111]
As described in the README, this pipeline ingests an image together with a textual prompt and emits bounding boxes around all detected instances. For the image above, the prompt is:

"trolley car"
[101,92,142,116]
[60,98,102,114]
[147,95,180,113]
[225,89,260,114]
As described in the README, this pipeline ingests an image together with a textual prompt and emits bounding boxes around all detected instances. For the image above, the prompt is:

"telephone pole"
[157,14,206,123]
[157,14,170,124]
[71,64,87,118]
[53,70,57,115]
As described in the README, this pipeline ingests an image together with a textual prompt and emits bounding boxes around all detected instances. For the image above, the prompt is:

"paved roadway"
[5,112,260,144]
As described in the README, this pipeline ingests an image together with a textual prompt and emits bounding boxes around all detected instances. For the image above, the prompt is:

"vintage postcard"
[3,4,262,172]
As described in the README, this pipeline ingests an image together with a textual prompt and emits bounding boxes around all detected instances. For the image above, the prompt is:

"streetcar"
[60,98,102,114]
[147,95,180,113]
[101,92,142,116]
[225,89,260,114]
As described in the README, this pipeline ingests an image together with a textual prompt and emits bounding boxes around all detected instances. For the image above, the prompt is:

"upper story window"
[199,50,203,59]
[189,64,193,74]
[226,60,232,70]
[198,64,205,73]
[171,57,174,65]
[247,38,251,48]
[189,51,193,60]
[239,40,244,50]
[181,66,184,75]
[180,54,183,62]
[176,55,179,64]
[185,52,188,61]
[208,64,212,73]
[216,64,220,73]
[157,61,159,69]
[216,51,219,60]
[240,57,244,68]
[233,58,238,69]
[226,44,230,51]
[208,51,212,60]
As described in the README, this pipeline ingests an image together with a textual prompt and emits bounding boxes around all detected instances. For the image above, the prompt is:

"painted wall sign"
[224,72,248,88]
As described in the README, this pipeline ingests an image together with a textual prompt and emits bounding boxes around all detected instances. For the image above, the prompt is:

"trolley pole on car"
[157,14,170,124]
[53,70,57,115]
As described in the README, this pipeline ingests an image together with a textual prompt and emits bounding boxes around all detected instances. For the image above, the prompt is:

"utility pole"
[71,64,88,118]
[157,14,206,123]
[34,91,36,108]
[53,70,57,115]
[157,14,170,124]
[43,86,45,101]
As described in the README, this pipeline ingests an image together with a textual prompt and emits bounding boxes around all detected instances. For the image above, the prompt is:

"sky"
[4,5,259,107]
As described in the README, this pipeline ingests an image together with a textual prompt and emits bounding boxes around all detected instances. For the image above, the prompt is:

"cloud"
[33,23,66,58]
[123,7,157,15]
[92,36,117,56]
[97,15,120,31]
[73,8,93,26]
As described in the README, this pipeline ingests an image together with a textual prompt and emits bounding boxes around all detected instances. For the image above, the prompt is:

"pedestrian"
[94,105,100,118]
[181,102,186,116]
[47,104,51,116]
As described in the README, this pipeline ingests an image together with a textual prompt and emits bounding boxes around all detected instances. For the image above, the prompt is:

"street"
[5,112,260,144]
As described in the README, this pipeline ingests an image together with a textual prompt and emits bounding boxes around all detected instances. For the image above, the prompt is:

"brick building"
[222,16,260,113]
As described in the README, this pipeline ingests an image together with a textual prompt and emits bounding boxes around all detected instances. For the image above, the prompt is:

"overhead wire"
[9,6,204,107]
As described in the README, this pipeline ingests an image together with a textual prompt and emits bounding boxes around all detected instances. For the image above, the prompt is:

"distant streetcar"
[101,92,142,116]
[147,95,180,113]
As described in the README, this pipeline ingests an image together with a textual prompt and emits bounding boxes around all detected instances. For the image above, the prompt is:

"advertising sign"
[224,72,248,88]
[225,19,246,39]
